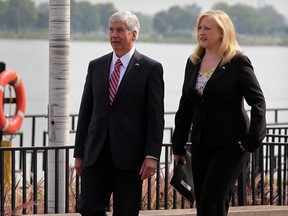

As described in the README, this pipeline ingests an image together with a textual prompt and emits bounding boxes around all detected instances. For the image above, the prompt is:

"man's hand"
[75,157,83,176]
[139,158,158,180]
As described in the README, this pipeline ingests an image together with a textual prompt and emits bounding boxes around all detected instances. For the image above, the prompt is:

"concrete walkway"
[33,205,288,216]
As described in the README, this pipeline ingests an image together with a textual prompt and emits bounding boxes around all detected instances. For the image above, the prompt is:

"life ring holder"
[0,70,26,134]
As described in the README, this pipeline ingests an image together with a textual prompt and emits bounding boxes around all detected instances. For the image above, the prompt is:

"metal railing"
[1,137,288,214]
[0,110,288,214]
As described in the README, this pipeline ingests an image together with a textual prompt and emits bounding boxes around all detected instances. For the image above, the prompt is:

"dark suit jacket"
[172,53,266,154]
[73,50,165,171]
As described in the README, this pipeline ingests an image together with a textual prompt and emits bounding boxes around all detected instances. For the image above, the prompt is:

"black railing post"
[0,62,5,142]
[275,110,278,124]
[0,62,5,215]
[164,146,169,209]
[237,168,247,206]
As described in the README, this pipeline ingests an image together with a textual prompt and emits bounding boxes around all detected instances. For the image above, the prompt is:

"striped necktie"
[109,59,122,105]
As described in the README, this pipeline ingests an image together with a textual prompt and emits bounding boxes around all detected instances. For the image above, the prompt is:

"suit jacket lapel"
[113,50,143,103]
[188,62,200,99]
[102,53,113,104]
[203,62,227,94]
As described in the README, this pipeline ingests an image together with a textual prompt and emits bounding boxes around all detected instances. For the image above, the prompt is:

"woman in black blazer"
[172,10,266,216]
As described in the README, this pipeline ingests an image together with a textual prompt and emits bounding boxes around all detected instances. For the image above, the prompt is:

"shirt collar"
[112,47,135,69]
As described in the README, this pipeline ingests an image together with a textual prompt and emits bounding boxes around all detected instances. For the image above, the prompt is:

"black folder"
[170,151,195,204]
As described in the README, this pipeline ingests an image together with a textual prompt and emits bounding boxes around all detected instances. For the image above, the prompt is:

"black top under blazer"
[74,50,165,171]
[172,53,266,154]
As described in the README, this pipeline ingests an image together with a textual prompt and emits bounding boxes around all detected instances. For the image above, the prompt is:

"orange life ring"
[0,70,26,134]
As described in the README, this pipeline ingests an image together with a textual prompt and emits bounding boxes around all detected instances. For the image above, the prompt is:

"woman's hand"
[174,154,186,165]
[238,141,247,152]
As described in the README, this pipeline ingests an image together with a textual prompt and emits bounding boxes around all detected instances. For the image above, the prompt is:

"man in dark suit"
[73,11,164,216]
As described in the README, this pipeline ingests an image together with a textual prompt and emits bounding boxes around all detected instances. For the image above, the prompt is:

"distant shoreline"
[0,31,287,46]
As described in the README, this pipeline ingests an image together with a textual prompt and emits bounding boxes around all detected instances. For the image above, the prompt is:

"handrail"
[20,107,288,126]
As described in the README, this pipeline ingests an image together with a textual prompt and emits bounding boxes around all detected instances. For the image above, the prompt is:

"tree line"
[0,0,287,40]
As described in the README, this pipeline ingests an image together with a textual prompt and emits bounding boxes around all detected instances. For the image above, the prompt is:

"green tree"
[135,13,154,34]
[35,2,49,29]
[258,5,286,35]
[212,2,288,36]
[0,1,8,29]
[153,11,169,34]
[71,0,100,33]
[214,3,266,35]
[3,0,37,31]
[153,4,200,35]
[96,3,117,33]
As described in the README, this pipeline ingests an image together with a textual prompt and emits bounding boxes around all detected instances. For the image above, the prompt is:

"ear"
[132,31,137,41]
[219,29,223,39]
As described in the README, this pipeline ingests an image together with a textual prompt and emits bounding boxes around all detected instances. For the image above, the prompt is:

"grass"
[3,176,44,215]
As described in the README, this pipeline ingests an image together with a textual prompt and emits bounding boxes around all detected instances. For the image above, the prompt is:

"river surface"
[0,39,287,115]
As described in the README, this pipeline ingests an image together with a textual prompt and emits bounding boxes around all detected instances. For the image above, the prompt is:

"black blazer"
[172,53,266,154]
[74,50,165,171]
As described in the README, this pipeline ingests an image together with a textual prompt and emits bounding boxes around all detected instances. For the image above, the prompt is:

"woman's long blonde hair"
[190,10,243,66]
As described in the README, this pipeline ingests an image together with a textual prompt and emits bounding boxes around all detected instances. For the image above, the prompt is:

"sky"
[79,0,288,19]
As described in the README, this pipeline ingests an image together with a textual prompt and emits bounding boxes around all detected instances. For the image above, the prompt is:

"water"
[0,39,287,115]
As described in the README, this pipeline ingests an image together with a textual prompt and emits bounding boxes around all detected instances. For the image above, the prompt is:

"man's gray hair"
[109,11,140,40]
